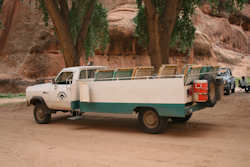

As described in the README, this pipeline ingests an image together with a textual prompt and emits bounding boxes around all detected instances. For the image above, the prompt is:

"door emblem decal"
[57,91,67,101]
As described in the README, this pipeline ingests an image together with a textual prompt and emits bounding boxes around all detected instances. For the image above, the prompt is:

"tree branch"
[58,0,70,23]
[143,0,156,18]
[44,0,76,67]
[76,0,97,59]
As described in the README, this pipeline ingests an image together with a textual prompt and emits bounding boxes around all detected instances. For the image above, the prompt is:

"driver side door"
[50,71,73,110]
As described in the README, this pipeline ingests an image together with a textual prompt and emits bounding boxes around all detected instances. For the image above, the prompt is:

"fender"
[30,96,48,108]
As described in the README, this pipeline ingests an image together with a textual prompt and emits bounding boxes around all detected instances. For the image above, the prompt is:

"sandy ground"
[0,97,26,105]
[0,93,250,167]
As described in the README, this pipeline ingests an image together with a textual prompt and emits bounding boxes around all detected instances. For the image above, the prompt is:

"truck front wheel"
[33,104,51,124]
[138,109,167,134]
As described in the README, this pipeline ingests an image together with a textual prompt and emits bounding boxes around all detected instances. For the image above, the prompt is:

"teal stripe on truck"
[78,102,186,117]
[71,101,207,118]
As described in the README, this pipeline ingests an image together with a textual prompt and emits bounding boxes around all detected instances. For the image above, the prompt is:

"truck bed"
[71,77,192,117]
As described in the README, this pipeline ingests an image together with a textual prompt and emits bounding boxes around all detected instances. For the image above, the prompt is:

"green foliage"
[0,93,25,99]
[134,1,149,46]
[37,0,49,26]
[170,0,200,53]
[208,0,248,14]
[134,0,167,46]
[0,0,3,11]
[36,0,109,58]
[134,0,248,53]
[84,3,109,58]
[69,0,89,45]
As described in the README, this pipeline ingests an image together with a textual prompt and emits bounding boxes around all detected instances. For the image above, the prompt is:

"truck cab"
[26,66,107,111]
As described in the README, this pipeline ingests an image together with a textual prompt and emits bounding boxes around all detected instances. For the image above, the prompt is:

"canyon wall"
[0,0,249,83]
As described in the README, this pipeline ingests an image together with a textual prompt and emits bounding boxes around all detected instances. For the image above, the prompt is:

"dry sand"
[0,92,250,167]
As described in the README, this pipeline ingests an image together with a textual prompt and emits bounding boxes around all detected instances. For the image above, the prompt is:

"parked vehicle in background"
[217,67,236,95]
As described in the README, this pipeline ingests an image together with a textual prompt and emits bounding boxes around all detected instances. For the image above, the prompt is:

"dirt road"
[1,93,250,167]
[0,97,26,105]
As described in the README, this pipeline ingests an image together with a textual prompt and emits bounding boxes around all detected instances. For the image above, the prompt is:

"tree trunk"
[44,0,78,67]
[144,0,181,71]
[147,16,162,71]
[0,0,19,57]
[76,0,97,64]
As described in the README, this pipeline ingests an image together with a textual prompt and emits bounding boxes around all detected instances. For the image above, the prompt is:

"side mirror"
[52,78,56,84]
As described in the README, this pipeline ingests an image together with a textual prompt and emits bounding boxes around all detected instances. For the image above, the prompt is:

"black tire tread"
[33,103,51,124]
[138,109,167,134]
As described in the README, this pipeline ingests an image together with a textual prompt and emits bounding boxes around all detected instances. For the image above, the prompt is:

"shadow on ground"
[50,113,217,137]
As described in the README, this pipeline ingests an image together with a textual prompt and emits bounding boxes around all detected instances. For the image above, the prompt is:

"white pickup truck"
[26,65,222,133]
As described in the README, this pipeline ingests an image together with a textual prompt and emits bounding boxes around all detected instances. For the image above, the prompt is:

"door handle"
[42,91,48,94]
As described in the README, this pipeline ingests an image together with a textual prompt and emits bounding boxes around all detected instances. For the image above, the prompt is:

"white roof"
[62,66,107,71]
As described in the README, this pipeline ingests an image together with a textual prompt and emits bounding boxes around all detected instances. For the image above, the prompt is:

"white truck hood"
[26,83,52,101]
[26,83,52,92]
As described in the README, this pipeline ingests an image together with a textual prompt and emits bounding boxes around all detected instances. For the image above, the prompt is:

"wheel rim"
[210,82,216,101]
[36,107,46,120]
[143,110,159,129]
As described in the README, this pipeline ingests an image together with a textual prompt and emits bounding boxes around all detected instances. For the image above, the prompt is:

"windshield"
[56,72,73,84]
[217,69,227,76]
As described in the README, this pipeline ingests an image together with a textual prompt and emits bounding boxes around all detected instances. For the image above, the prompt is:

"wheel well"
[134,106,156,113]
[30,97,46,106]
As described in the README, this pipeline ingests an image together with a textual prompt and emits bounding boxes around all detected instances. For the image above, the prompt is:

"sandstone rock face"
[193,7,250,76]
[100,0,136,10]
[0,0,249,86]
[0,0,64,79]
[94,0,149,68]
[229,4,250,31]
[194,8,249,54]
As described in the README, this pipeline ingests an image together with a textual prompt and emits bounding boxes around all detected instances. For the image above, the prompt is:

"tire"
[225,84,231,95]
[200,75,217,107]
[33,103,51,124]
[216,79,224,101]
[72,111,77,117]
[246,86,249,93]
[72,111,82,116]
[171,113,192,123]
[138,109,167,134]
[231,82,235,93]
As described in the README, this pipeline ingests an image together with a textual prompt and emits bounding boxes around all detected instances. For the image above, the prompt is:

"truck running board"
[67,116,83,120]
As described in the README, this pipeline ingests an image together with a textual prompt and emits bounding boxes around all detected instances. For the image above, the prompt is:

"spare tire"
[200,74,217,107]
[216,79,224,101]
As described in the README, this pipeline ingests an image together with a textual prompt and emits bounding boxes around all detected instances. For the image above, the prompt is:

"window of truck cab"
[55,71,73,84]
[80,69,96,79]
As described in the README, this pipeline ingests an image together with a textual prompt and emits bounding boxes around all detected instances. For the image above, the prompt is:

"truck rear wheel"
[171,113,192,123]
[138,109,167,134]
[33,104,51,124]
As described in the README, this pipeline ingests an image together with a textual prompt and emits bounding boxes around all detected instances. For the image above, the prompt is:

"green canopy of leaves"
[134,0,248,53]
[37,0,109,58]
